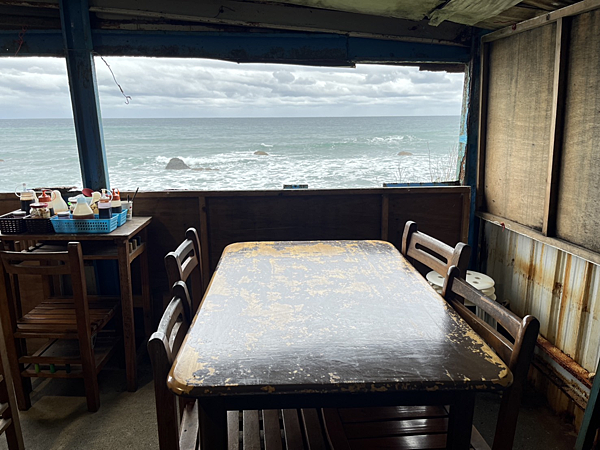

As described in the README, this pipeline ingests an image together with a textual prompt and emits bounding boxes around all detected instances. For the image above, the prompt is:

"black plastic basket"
[23,216,55,234]
[0,211,27,234]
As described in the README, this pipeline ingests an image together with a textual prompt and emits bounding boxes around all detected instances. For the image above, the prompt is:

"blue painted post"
[59,0,109,191]
[576,357,600,449]
[460,31,486,269]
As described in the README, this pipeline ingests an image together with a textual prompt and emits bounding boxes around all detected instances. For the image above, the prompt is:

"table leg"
[139,228,152,338]
[446,392,475,450]
[199,401,228,449]
[117,241,137,392]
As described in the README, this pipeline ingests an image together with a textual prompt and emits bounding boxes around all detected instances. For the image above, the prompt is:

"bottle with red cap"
[112,188,122,214]
[38,190,55,216]
[98,189,113,219]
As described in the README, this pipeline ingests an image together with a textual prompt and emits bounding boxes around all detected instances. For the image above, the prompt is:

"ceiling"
[0,0,582,48]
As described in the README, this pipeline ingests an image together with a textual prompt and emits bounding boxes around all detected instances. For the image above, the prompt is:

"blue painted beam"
[0,30,64,57]
[348,37,470,63]
[1,29,471,64]
[59,0,110,191]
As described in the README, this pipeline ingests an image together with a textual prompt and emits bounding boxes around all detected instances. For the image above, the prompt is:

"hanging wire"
[94,52,132,104]
[14,26,28,56]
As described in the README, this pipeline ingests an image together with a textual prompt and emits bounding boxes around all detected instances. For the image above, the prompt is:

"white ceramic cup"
[124,201,133,220]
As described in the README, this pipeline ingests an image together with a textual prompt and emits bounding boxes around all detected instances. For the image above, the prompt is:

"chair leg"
[0,377,25,450]
[12,377,31,412]
[6,339,31,412]
[79,340,100,412]
[0,279,31,411]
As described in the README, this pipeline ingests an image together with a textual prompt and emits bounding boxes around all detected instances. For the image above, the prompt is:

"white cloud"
[0,56,465,118]
[273,70,295,83]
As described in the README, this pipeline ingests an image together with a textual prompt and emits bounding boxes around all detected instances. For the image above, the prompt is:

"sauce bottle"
[72,197,95,220]
[112,188,122,214]
[38,190,55,216]
[15,183,37,212]
[98,189,113,219]
[89,191,101,214]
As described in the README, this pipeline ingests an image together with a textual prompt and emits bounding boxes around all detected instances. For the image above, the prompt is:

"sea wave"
[1,116,460,191]
[368,135,423,145]
[155,155,209,166]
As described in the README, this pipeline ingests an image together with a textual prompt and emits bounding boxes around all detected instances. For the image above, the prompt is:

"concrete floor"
[0,356,579,450]
[474,391,578,450]
[0,357,158,450]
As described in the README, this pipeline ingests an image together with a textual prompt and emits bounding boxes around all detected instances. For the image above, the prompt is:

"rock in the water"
[254,151,269,156]
[165,157,190,170]
[397,151,413,156]
[192,167,219,171]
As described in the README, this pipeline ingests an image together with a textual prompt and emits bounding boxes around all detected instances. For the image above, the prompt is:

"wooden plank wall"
[483,24,555,230]
[480,4,600,255]
[0,187,470,296]
[556,9,600,252]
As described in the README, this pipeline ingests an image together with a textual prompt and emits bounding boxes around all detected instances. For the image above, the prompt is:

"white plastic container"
[73,197,94,220]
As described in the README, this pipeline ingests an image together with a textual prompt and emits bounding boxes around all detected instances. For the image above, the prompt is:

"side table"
[0,216,152,392]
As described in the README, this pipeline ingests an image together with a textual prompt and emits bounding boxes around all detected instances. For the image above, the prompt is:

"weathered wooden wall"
[0,187,470,297]
[478,3,600,429]
[484,24,555,230]
[481,6,600,249]
[556,9,600,252]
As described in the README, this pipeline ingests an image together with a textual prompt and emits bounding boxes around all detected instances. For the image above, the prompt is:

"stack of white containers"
[426,270,497,327]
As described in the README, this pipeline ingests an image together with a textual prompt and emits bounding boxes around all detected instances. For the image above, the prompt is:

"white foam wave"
[368,135,422,145]
[154,156,210,166]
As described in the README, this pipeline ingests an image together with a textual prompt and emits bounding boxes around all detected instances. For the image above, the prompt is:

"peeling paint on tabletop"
[168,240,511,397]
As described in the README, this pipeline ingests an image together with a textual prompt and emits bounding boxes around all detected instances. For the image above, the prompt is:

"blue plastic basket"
[50,214,118,234]
[116,210,127,227]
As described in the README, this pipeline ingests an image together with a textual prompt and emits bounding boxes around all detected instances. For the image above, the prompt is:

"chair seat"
[15,297,119,339]
[323,406,488,450]
[187,408,328,450]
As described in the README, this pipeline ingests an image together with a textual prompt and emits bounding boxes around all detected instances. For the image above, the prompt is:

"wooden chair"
[149,281,331,450]
[0,242,121,412]
[401,220,471,296]
[164,228,204,314]
[322,265,540,450]
[0,322,24,449]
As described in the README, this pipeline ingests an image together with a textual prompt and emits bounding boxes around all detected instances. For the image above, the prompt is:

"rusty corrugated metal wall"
[482,221,599,423]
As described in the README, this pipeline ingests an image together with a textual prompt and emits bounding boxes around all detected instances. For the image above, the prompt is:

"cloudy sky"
[0,56,465,119]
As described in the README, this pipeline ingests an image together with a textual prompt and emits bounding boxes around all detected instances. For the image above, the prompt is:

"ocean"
[0,116,461,192]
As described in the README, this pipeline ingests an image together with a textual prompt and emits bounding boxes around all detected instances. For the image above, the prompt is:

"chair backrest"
[445,265,540,450]
[401,221,470,295]
[0,242,90,332]
[148,281,195,450]
[164,228,203,313]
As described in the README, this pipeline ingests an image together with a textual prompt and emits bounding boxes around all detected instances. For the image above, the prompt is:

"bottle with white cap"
[15,183,38,212]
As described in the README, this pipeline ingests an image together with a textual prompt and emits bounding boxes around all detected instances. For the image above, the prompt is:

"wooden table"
[0,216,152,392]
[168,240,512,449]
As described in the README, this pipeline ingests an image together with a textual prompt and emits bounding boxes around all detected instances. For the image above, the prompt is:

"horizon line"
[0,114,461,120]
